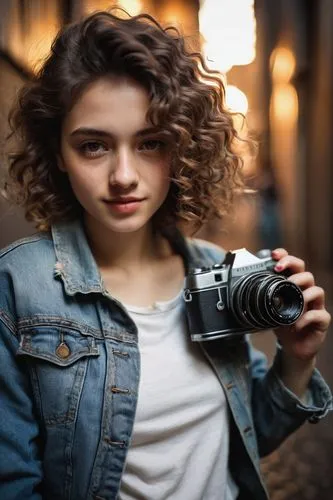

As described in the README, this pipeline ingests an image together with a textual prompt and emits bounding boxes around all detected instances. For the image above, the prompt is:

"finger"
[272,248,288,260]
[274,255,305,274]
[302,286,326,310]
[288,271,315,290]
[294,308,331,332]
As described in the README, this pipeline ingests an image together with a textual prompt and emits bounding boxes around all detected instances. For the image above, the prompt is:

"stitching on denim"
[18,316,106,336]
[0,233,51,259]
[18,345,99,367]
[17,315,135,342]
[64,357,89,497]
[0,309,17,337]
[112,349,129,358]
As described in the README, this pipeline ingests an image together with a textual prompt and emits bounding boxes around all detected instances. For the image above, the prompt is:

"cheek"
[152,173,171,199]
[66,168,100,201]
[150,160,171,190]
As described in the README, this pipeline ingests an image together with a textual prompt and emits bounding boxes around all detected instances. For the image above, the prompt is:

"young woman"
[0,10,331,500]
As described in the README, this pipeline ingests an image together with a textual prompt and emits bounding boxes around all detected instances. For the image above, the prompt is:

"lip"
[108,197,144,204]
[103,197,145,214]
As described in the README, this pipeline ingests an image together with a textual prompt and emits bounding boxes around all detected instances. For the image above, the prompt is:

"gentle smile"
[104,196,146,203]
[103,198,145,214]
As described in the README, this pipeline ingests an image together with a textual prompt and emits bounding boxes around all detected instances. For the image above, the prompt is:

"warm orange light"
[27,28,59,72]
[8,5,60,73]
[85,0,143,16]
[85,0,117,13]
[270,83,298,125]
[159,0,196,33]
[270,47,296,84]
[199,0,256,73]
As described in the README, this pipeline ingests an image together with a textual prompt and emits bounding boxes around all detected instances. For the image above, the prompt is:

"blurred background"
[0,1,332,498]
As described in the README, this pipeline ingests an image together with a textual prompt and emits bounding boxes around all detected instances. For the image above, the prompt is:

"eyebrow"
[69,126,162,139]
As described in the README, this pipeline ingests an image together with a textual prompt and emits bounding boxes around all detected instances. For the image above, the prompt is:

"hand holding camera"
[184,246,331,398]
[269,248,331,398]
[184,247,330,364]
[270,248,330,365]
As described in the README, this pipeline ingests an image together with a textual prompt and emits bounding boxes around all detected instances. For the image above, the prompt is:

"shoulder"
[185,237,226,267]
[0,233,56,322]
[0,232,54,281]
[0,233,53,260]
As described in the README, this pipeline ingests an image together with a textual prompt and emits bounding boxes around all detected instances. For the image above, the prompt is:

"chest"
[101,255,185,307]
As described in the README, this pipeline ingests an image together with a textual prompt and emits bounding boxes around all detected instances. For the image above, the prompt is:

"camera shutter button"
[256,249,272,258]
[192,267,211,274]
[192,267,204,274]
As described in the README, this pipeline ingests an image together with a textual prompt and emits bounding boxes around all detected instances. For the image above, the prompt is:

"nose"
[109,147,139,189]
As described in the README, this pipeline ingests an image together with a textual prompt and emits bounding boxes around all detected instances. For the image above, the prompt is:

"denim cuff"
[268,347,333,423]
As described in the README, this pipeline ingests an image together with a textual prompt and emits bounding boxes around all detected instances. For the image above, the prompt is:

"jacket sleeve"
[249,341,333,457]
[0,313,43,500]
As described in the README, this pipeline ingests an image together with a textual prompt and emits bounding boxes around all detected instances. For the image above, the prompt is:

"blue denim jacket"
[0,219,331,500]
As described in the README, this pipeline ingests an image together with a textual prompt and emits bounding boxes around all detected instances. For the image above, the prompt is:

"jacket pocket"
[17,326,100,425]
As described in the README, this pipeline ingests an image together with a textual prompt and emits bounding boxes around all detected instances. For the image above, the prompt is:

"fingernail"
[275,264,283,271]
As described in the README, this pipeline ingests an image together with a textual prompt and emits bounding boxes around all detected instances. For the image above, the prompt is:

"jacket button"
[56,342,71,359]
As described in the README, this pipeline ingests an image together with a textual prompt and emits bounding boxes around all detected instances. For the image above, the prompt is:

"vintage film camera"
[184,248,304,342]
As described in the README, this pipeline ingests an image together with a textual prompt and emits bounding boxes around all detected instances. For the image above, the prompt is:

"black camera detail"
[184,248,304,342]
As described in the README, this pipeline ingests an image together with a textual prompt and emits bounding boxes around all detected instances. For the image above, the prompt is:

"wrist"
[280,351,317,373]
[278,350,316,400]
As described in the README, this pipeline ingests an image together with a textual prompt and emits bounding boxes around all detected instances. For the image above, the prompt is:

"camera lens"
[231,273,270,329]
[230,272,304,329]
[263,280,304,324]
[273,295,283,310]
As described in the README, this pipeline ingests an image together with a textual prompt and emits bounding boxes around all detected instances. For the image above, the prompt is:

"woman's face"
[59,76,171,236]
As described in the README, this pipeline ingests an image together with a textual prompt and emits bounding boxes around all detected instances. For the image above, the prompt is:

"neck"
[84,216,170,271]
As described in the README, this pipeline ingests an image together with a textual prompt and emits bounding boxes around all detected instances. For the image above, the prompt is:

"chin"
[102,216,151,234]
[85,206,161,235]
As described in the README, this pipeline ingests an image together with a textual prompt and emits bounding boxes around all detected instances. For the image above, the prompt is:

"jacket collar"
[52,219,103,296]
[51,218,219,296]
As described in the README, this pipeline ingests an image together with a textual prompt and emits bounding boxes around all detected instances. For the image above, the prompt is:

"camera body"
[184,248,304,342]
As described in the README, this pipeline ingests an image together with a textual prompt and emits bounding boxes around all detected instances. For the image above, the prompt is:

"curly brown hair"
[4,10,244,233]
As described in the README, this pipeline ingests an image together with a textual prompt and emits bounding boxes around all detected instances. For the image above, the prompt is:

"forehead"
[62,76,151,136]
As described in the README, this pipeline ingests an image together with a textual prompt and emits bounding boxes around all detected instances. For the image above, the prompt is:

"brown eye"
[139,139,165,152]
[79,141,108,158]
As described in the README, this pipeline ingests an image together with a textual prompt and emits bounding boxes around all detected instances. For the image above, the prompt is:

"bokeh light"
[199,0,256,73]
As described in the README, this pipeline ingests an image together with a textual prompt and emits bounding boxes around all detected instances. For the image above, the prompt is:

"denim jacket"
[0,219,331,500]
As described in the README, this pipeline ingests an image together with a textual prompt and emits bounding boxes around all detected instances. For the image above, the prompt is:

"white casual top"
[119,289,239,500]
